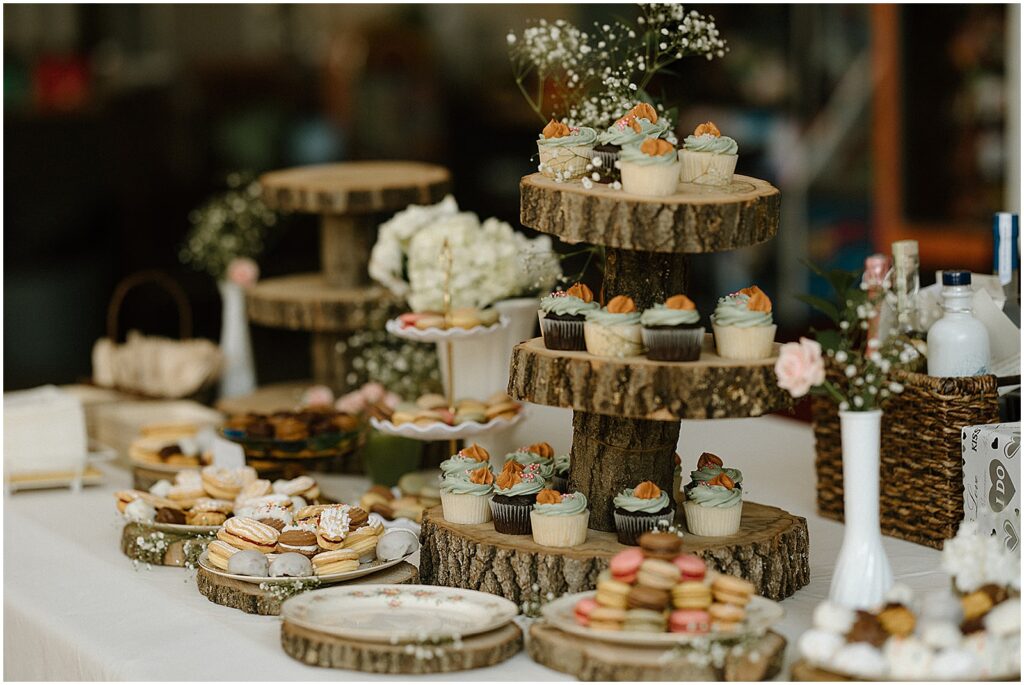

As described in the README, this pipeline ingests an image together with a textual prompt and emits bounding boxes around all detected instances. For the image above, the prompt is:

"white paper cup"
[678,149,738,186]
[530,510,590,547]
[683,500,742,537]
[712,323,777,360]
[620,160,681,196]
[440,491,492,524]
[584,321,645,357]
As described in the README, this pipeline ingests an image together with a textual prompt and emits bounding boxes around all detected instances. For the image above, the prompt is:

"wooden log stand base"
[529,622,786,682]
[419,503,809,602]
[280,620,522,674]
[195,561,418,616]
[121,522,214,567]
[789,659,1018,683]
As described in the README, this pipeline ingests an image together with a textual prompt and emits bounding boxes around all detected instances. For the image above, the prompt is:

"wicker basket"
[812,369,999,549]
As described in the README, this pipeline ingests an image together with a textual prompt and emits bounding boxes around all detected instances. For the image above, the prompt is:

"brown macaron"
[626,585,671,611]
[638,531,684,560]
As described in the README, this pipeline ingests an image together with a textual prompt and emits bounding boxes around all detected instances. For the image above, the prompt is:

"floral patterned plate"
[385,315,508,343]
[543,591,784,646]
[197,551,409,585]
[280,584,519,643]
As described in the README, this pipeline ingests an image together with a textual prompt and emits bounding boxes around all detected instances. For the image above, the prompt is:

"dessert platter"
[385,308,506,342]
[279,585,524,674]
[369,391,524,440]
[218,408,361,468]
[128,423,214,489]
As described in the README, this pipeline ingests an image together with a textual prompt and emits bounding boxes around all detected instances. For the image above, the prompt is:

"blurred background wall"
[4,3,1020,390]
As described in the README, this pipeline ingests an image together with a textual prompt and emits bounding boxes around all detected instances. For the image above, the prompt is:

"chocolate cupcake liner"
[552,474,569,493]
[642,326,705,362]
[540,316,587,351]
[489,499,534,535]
[441,491,493,525]
[592,147,620,181]
[614,509,676,546]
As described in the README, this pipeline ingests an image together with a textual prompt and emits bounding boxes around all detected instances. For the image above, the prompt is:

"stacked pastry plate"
[543,591,784,646]
[385,316,509,343]
[280,584,519,643]
[369,410,523,441]
[197,551,414,585]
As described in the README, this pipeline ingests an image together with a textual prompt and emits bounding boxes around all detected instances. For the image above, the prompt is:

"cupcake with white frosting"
[711,286,777,360]
[537,120,598,182]
[678,121,739,186]
[640,294,705,361]
[618,138,680,196]
[584,295,644,357]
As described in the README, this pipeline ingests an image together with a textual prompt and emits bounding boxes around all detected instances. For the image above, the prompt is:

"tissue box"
[4,385,88,475]
[962,422,1021,552]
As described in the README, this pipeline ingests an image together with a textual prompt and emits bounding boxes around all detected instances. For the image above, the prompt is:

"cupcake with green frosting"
[618,137,681,196]
[552,452,571,492]
[640,294,705,362]
[593,103,670,182]
[504,442,556,484]
[490,461,545,535]
[690,452,743,487]
[439,443,491,478]
[440,464,494,524]
[530,489,590,547]
[682,454,743,537]
[584,295,645,358]
[613,480,675,545]
[711,286,777,360]
[537,119,598,182]
[539,282,599,351]
[678,121,739,186]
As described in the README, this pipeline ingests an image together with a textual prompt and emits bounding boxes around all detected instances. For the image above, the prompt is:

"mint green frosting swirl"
[619,143,678,167]
[534,492,588,516]
[598,117,670,146]
[506,451,554,481]
[538,126,597,147]
[613,487,671,513]
[687,484,742,508]
[441,468,493,496]
[690,466,743,485]
[440,454,485,477]
[711,294,773,328]
[683,133,738,155]
[640,303,701,327]
[540,294,599,317]
[586,307,642,326]
[493,477,543,497]
[554,453,570,476]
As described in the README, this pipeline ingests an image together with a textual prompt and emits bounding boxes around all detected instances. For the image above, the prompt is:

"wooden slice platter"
[246,273,399,332]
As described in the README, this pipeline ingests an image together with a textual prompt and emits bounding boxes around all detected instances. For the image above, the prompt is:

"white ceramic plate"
[542,591,785,646]
[385,316,508,343]
[281,584,519,643]
[370,411,522,441]
[197,551,410,585]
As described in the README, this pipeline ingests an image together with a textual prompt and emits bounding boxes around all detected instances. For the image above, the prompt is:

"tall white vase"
[217,280,256,399]
[829,409,893,608]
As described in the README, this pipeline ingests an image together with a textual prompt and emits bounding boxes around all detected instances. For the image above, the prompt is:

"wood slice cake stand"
[790,659,1020,682]
[420,504,808,602]
[196,560,418,616]
[121,522,216,567]
[529,621,786,681]
[254,161,450,390]
[280,620,522,674]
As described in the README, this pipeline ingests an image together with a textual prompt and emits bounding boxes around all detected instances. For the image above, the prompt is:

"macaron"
[609,547,645,584]
[589,606,627,631]
[673,554,707,581]
[672,581,712,610]
[574,597,599,626]
[638,531,683,560]
[669,609,711,634]
[626,585,671,611]
[712,575,755,606]
[623,608,668,633]
[709,601,746,632]
[595,578,631,609]
[636,558,681,591]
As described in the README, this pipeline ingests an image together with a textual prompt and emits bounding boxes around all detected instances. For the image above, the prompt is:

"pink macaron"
[609,548,644,584]
[673,554,706,582]
[574,597,599,626]
[669,609,711,634]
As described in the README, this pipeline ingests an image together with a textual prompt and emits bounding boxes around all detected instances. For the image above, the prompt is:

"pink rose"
[301,385,334,408]
[227,257,259,287]
[775,337,826,398]
[334,391,367,415]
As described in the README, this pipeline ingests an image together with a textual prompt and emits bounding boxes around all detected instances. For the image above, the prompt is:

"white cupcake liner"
[539,312,587,351]
[712,323,777,360]
[584,321,645,357]
[614,509,675,545]
[440,491,492,524]
[489,498,533,534]
[538,143,594,181]
[683,500,742,537]
[620,160,681,196]
[678,149,738,186]
[530,510,590,547]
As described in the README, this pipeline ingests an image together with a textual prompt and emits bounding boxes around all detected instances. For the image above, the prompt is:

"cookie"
[311,548,359,575]
[636,558,681,590]
[589,606,627,630]
[711,574,755,606]
[673,554,706,581]
[627,585,671,611]
[610,547,644,584]
[623,608,668,632]
[638,531,683,560]
[277,528,319,557]
[268,552,313,578]
[669,609,711,634]
[672,581,712,610]
[878,604,916,637]
[574,597,599,626]
[595,578,631,609]
[217,516,279,553]
[227,549,269,577]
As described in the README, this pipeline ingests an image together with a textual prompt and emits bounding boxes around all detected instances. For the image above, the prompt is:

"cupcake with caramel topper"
[641,294,705,361]
[440,463,495,525]
[439,443,491,478]
[613,480,676,545]
[619,137,681,196]
[552,451,571,492]
[678,121,739,186]
[683,453,744,537]
[711,285,777,359]
[537,119,598,182]
[490,460,545,535]
[584,295,645,357]
[593,103,671,182]
[504,441,556,483]
[530,488,590,547]
[538,282,599,350]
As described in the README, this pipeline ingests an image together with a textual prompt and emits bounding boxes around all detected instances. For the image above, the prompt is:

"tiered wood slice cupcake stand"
[421,174,809,611]
[252,161,451,391]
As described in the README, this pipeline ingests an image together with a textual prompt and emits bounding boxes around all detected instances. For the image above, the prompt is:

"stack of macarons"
[382,392,522,428]
[397,307,500,331]
[573,530,758,635]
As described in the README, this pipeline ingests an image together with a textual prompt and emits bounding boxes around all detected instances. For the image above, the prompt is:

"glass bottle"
[993,212,1020,328]
[891,240,921,336]
[927,271,991,377]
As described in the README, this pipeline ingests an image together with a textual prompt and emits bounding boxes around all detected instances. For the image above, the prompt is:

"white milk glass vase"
[217,280,256,399]
[829,408,893,608]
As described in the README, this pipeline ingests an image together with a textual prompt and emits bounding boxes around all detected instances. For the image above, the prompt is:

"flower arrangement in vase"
[775,262,922,609]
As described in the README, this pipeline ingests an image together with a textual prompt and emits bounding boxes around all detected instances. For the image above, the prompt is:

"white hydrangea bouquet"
[369,195,561,312]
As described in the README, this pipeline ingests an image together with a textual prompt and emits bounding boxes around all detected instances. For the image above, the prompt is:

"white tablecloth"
[3,415,949,680]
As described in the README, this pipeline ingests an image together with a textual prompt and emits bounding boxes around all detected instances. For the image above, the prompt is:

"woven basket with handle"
[812,368,1000,549]
[91,270,222,399]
